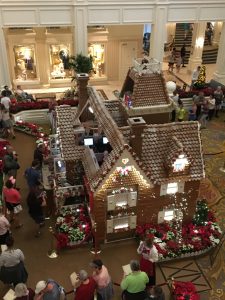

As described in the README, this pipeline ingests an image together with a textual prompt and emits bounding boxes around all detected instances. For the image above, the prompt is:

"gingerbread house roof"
[55,106,84,161]
[140,122,204,183]
[104,100,127,127]
[129,69,170,107]
[77,87,125,151]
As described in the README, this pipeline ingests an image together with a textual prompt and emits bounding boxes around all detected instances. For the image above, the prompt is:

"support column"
[35,28,50,87]
[188,22,206,72]
[166,23,176,44]
[213,22,223,45]
[0,27,11,87]
[74,7,88,55]
[150,7,167,63]
[213,22,225,85]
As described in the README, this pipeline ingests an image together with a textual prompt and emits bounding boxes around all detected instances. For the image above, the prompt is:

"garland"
[136,202,222,260]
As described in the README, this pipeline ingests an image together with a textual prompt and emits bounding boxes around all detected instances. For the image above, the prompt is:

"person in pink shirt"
[90,259,114,300]
[3,178,22,228]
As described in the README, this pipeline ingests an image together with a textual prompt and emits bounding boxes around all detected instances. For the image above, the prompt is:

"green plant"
[68,53,93,81]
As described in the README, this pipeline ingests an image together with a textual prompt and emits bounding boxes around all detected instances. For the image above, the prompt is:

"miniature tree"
[193,199,209,225]
[194,65,206,89]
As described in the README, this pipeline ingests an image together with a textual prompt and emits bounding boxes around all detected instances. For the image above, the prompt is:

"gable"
[94,148,152,194]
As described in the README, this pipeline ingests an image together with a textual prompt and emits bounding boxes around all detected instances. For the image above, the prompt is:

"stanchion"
[90,223,101,256]
[47,226,58,258]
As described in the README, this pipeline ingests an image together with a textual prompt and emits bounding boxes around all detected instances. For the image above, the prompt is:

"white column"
[0,27,11,87]
[188,22,206,72]
[150,7,167,63]
[35,28,50,87]
[213,22,223,45]
[74,7,88,55]
[213,22,225,85]
[166,23,176,43]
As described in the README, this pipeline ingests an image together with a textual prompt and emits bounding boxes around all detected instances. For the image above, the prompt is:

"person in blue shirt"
[24,160,42,192]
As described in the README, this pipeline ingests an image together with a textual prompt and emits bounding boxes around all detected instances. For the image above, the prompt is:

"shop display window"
[14,45,37,80]
[49,44,70,79]
[88,43,105,78]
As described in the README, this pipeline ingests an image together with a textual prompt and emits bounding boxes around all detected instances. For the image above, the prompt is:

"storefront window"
[14,45,37,80]
[49,44,70,79]
[88,43,105,78]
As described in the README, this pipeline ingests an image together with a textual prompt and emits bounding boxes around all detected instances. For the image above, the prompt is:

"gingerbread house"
[71,80,204,245]
[120,57,173,124]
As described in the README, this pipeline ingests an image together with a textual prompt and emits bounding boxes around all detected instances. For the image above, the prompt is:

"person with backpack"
[3,145,20,179]
[35,279,65,300]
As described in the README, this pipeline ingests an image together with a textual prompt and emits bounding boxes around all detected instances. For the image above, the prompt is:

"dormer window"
[173,154,189,172]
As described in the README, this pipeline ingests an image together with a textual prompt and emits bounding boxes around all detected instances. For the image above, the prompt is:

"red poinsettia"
[56,233,69,249]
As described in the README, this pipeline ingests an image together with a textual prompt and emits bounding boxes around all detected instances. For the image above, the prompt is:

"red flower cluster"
[10,99,78,113]
[56,233,69,249]
[178,86,225,99]
[15,121,47,139]
[136,210,221,259]
[173,281,200,300]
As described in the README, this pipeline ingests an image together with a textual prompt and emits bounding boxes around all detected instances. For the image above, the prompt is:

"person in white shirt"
[1,90,11,110]
[208,94,216,120]
[0,207,10,245]
[137,234,158,287]
[191,66,201,88]
[0,236,28,285]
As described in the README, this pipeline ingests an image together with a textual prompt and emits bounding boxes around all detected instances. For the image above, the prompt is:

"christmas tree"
[194,65,206,89]
[193,199,209,225]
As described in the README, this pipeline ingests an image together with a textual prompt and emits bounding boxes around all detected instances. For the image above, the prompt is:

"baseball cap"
[35,281,47,294]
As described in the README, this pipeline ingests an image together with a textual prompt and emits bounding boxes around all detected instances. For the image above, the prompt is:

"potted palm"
[68,53,94,82]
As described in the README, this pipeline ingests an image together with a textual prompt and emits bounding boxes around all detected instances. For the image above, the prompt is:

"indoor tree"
[68,53,93,81]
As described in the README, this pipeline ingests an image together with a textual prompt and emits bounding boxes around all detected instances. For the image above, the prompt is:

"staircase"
[173,23,218,64]
[174,23,193,48]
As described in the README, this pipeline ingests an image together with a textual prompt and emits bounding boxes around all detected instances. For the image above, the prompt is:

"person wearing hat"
[14,283,35,300]
[74,269,97,300]
[90,259,114,300]
[121,260,149,300]
[35,279,64,300]
[137,234,158,287]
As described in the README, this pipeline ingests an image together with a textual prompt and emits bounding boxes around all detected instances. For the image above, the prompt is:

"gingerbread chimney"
[76,73,89,111]
[127,117,147,158]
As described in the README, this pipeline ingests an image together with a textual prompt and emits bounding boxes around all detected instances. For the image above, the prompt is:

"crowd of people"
[0,135,164,300]
[0,232,164,300]
[171,85,224,128]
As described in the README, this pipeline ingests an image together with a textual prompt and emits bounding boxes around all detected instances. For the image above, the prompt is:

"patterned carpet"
[197,118,225,299]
